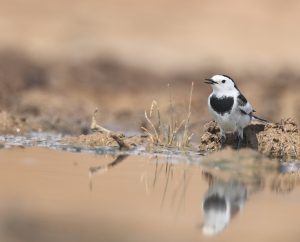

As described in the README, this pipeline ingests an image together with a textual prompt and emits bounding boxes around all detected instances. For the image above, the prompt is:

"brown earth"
[199,118,300,162]
[0,51,299,136]
[61,110,300,162]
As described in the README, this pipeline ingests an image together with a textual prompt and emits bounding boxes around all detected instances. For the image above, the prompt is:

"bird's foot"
[220,134,226,149]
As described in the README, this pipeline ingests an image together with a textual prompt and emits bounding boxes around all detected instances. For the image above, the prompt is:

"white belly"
[211,111,237,132]
[208,101,251,133]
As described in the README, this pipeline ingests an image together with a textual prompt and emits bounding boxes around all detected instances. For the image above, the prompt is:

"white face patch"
[210,75,237,94]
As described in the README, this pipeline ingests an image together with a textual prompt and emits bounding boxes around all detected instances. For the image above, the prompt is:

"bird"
[204,74,268,148]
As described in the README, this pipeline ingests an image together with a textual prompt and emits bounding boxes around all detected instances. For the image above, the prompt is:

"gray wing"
[237,94,253,115]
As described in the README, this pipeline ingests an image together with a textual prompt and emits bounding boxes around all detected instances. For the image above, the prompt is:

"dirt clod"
[63,133,115,147]
[63,132,146,149]
[199,121,222,152]
[199,118,300,161]
[257,118,300,161]
[63,110,147,149]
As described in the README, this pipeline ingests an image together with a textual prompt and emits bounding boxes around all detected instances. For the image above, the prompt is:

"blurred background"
[0,0,300,135]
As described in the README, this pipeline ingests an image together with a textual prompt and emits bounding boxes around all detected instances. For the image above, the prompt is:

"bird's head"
[204,75,238,94]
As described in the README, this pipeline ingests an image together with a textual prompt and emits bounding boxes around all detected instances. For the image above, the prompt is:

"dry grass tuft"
[142,82,194,149]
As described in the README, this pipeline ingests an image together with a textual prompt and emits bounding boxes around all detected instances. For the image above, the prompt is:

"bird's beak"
[204,78,218,85]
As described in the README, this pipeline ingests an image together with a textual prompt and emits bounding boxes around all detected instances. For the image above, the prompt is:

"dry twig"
[90,108,130,150]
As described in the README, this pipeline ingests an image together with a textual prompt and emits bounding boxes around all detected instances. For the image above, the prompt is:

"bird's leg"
[236,128,244,149]
[220,129,226,147]
[221,135,226,144]
[237,136,243,149]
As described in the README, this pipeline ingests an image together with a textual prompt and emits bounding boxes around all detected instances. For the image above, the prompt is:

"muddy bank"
[61,110,300,162]
[199,118,300,161]
[64,132,147,149]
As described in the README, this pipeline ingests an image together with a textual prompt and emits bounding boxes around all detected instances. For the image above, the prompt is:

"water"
[0,133,300,242]
[0,132,202,158]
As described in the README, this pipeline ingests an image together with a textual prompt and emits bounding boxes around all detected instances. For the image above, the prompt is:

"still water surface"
[0,135,299,242]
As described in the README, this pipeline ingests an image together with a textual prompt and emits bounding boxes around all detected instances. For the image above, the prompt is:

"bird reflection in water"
[201,172,247,236]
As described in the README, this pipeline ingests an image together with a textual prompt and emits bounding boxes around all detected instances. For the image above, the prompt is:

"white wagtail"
[204,74,268,148]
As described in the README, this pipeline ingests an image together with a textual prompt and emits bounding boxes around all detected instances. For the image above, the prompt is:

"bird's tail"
[251,114,270,124]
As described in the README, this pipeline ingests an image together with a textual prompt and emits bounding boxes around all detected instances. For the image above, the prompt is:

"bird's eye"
[222,80,226,83]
